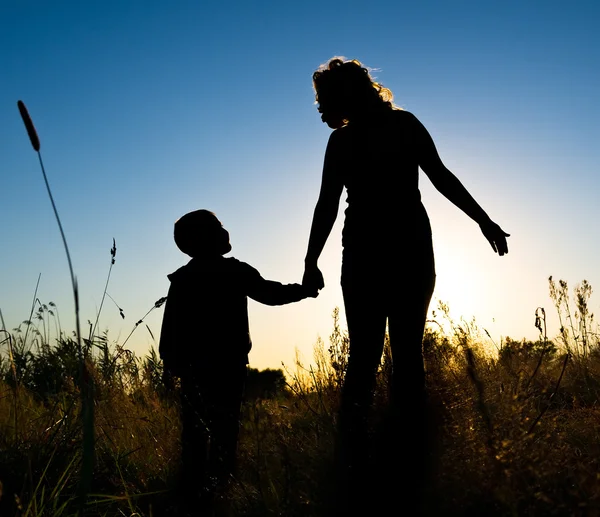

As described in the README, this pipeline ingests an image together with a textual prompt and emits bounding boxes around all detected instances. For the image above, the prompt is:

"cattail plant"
[17,100,94,515]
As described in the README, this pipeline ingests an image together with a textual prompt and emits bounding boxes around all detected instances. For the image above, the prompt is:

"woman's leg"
[385,242,436,513]
[339,282,388,457]
[335,253,388,512]
[388,273,435,413]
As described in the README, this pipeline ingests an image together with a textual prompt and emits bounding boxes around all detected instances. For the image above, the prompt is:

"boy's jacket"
[159,256,305,375]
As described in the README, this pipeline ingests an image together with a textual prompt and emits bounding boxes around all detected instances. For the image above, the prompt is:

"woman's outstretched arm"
[414,115,510,256]
[303,131,345,290]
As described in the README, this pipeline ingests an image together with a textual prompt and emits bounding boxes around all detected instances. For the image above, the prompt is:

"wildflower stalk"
[525,307,548,390]
[527,352,570,434]
[105,296,167,374]
[17,100,93,516]
[105,291,125,319]
[121,296,167,348]
[90,239,117,343]
[23,273,42,349]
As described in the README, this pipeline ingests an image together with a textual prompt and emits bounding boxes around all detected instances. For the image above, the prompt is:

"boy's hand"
[303,284,320,298]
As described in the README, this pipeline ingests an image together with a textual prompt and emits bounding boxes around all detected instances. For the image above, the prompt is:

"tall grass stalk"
[121,297,168,349]
[22,273,42,352]
[17,100,93,515]
[90,239,117,344]
[0,329,18,442]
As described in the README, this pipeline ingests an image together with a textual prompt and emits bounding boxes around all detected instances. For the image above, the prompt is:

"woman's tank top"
[339,110,432,252]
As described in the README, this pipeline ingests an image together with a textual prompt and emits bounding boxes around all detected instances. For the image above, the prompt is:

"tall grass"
[14,102,167,516]
[2,276,600,516]
[17,101,94,515]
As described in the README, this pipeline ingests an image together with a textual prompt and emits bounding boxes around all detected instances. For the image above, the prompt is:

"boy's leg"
[179,376,212,510]
[205,361,247,485]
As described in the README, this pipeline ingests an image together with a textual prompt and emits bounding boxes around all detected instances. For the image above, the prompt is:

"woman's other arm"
[414,115,510,256]
[303,130,345,290]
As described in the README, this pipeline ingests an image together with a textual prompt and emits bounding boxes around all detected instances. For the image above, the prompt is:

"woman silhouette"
[301,57,509,513]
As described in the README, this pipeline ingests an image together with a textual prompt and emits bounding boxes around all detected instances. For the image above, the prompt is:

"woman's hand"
[303,264,325,293]
[480,219,510,256]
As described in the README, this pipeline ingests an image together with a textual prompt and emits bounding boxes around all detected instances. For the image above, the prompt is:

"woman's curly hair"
[312,57,397,122]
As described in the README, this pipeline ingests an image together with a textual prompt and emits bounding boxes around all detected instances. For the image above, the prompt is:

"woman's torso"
[335,109,431,251]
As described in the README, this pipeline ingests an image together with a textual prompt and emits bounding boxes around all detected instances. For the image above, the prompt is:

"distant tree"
[499,336,557,364]
[244,367,288,400]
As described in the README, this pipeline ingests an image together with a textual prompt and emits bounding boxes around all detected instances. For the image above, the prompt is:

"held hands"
[303,285,320,298]
[480,219,510,256]
[302,264,325,297]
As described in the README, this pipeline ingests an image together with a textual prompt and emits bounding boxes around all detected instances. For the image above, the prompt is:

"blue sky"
[1,0,599,370]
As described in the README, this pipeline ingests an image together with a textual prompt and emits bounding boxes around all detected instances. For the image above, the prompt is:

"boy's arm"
[243,263,316,305]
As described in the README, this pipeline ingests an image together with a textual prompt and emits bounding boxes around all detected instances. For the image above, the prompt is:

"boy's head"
[174,209,232,258]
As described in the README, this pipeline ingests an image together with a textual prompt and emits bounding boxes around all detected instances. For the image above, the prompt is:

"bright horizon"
[2,1,599,371]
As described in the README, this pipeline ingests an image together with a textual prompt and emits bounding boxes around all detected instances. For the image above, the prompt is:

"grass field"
[2,277,600,516]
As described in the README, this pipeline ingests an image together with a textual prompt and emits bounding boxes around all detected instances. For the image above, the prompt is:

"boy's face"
[216,220,232,255]
[207,216,232,255]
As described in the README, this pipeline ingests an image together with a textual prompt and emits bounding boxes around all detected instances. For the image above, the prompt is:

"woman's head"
[312,57,396,128]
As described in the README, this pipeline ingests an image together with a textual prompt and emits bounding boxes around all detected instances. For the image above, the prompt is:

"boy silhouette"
[159,209,316,515]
